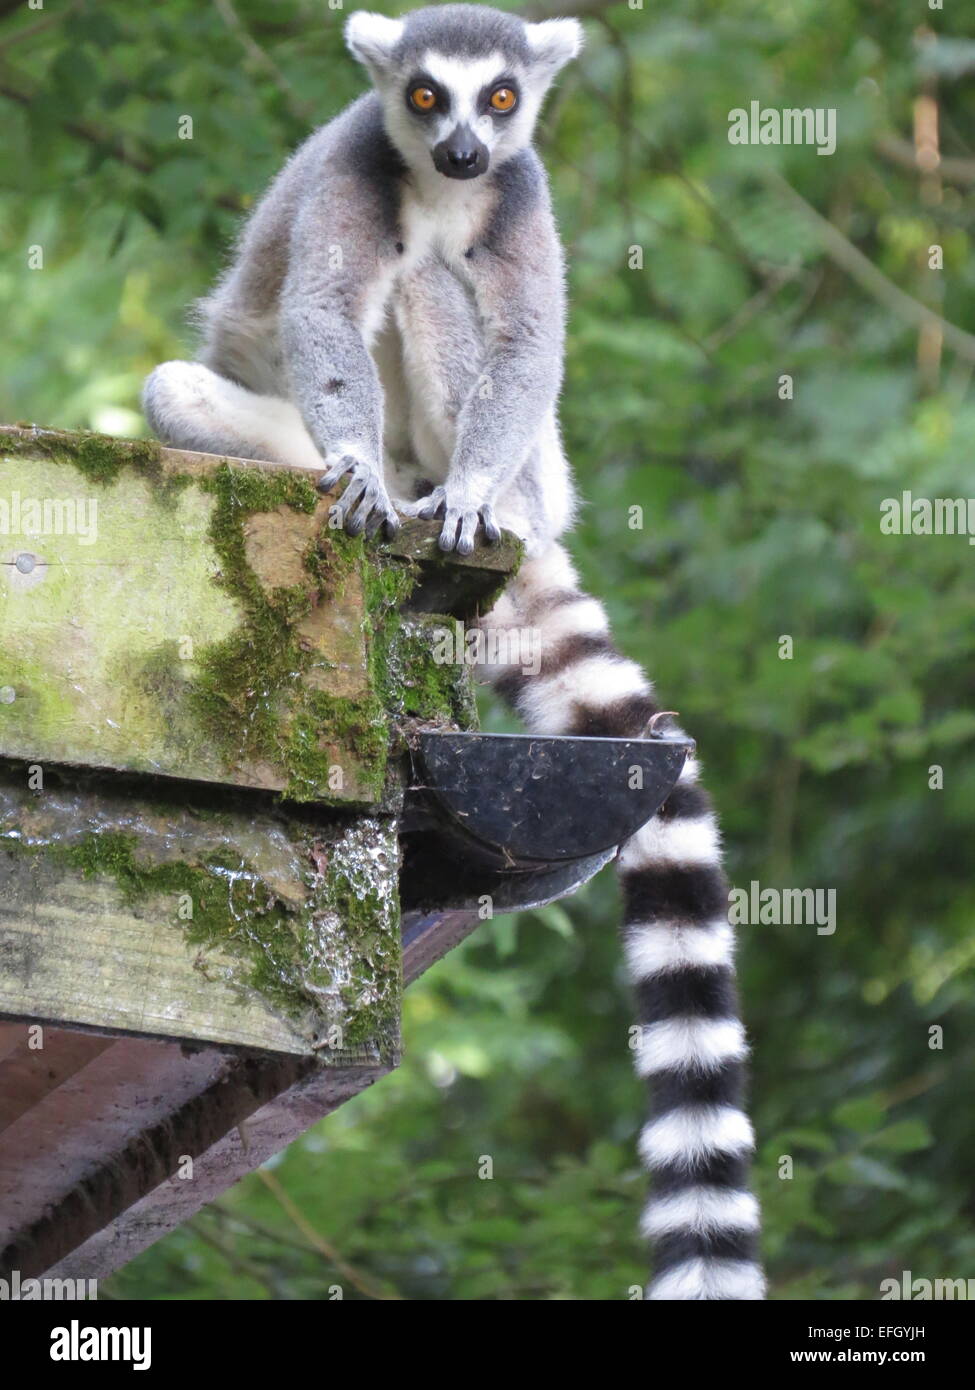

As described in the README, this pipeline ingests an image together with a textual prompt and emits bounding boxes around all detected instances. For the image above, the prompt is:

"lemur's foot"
[317,453,400,540]
[402,486,500,556]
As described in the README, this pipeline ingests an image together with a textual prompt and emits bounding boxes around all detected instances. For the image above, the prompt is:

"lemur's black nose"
[433,124,489,180]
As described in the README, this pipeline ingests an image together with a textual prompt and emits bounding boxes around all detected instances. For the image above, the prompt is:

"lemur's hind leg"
[477,542,765,1301]
[142,360,321,469]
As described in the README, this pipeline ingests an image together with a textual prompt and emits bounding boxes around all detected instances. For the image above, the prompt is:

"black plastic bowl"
[417,731,692,864]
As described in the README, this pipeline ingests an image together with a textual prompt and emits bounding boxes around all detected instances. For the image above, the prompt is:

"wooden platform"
[0,425,523,1283]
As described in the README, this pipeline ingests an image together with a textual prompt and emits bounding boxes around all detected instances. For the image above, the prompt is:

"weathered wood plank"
[0,1043,385,1280]
[0,1030,112,1137]
[0,424,531,1283]
[0,768,402,1057]
[0,1032,232,1250]
[0,425,522,806]
[0,428,383,802]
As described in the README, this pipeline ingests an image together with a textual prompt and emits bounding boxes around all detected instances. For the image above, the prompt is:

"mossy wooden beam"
[0,763,403,1056]
[0,424,520,806]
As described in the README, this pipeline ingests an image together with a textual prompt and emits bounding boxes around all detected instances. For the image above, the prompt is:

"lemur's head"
[346,5,582,181]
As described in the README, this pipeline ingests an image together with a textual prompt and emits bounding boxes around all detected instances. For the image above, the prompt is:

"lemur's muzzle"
[433,124,489,180]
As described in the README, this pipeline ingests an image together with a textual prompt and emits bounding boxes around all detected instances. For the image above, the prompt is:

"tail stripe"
[517,654,649,730]
[634,1018,747,1077]
[640,1187,759,1237]
[623,920,735,977]
[654,1226,758,1270]
[634,966,741,1023]
[638,1104,754,1169]
[532,596,609,645]
[622,863,729,923]
[650,1061,748,1114]
[567,693,658,739]
[657,778,711,820]
[618,814,720,871]
[646,1258,765,1301]
[650,1151,754,1194]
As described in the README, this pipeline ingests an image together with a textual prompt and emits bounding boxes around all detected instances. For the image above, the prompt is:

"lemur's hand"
[317,452,400,540]
[401,485,501,556]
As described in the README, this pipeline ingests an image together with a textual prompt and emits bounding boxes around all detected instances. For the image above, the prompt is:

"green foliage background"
[2,0,974,1300]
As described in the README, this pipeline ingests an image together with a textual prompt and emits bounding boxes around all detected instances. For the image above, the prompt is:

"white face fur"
[345,10,582,185]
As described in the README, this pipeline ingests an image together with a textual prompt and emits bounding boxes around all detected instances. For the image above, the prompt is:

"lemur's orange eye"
[410,86,438,112]
[490,86,517,113]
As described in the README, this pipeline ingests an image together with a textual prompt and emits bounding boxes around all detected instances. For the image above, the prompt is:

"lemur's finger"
[347,479,380,535]
[366,506,399,541]
[480,505,501,544]
[345,506,373,537]
[415,487,446,520]
[456,511,478,556]
[380,501,401,538]
[339,479,369,533]
[363,507,386,540]
[438,510,461,551]
[342,474,368,509]
[317,454,357,492]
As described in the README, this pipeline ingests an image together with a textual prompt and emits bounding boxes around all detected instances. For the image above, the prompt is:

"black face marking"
[395,241,404,254]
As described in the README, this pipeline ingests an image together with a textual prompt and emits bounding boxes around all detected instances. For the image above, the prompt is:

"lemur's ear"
[524,18,584,75]
[345,12,404,71]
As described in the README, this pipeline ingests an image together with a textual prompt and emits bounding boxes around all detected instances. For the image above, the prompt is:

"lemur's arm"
[415,164,566,554]
[280,174,399,537]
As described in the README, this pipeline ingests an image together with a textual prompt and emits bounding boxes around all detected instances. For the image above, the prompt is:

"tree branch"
[763,169,975,365]
[212,0,313,124]
[875,131,975,186]
[0,1,78,54]
[254,1167,402,1302]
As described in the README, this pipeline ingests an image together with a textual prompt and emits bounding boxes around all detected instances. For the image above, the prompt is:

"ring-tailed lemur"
[143,4,764,1301]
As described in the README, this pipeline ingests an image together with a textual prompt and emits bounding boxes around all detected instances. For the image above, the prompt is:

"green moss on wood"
[1,425,164,486]
[185,463,474,802]
[381,614,480,727]
[61,828,306,1020]
[189,463,358,800]
[303,520,364,600]
[52,818,400,1051]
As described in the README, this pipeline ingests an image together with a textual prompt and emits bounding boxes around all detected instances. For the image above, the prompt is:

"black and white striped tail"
[480,542,765,1300]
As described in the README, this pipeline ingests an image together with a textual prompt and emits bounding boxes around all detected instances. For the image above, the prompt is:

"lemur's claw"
[317,453,361,494]
[364,508,400,541]
[407,488,498,552]
[319,452,398,541]
[439,502,499,554]
[408,486,446,521]
[481,505,501,545]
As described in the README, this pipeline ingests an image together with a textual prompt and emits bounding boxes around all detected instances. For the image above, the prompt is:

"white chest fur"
[398,179,493,269]
[359,181,493,348]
